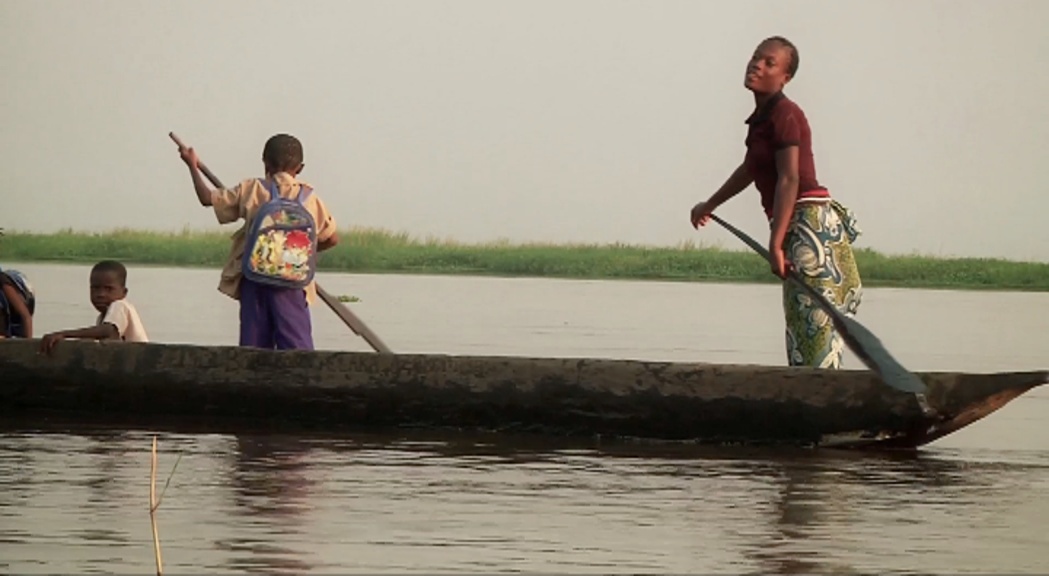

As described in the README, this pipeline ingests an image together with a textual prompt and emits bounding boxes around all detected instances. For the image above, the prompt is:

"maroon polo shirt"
[744,92,829,219]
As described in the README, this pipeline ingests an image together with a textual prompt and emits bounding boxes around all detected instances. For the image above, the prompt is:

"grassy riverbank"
[2,228,1048,291]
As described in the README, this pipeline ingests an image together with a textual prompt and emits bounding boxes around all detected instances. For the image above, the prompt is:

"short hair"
[764,36,799,78]
[262,134,304,173]
[92,260,127,286]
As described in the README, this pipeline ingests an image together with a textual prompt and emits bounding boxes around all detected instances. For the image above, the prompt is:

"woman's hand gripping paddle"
[168,132,393,354]
[708,214,931,406]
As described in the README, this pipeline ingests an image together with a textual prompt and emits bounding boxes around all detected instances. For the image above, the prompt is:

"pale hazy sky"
[2,0,1047,261]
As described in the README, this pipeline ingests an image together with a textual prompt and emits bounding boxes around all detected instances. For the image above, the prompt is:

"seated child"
[39,260,148,353]
[0,266,35,338]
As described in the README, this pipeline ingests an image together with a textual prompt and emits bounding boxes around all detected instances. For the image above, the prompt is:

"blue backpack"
[0,267,35,338]
[242,179,319,289]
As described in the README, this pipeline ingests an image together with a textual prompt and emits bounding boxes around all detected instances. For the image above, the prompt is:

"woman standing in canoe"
[690,36,862,369]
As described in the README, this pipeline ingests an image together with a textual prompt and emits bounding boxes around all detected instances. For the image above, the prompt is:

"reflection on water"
[222,436,317,575]
[1,423,1047,574]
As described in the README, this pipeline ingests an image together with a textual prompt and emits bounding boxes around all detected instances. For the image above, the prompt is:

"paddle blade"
[838,315,927,394]
[316,285,394,354]
[708,213,925,395]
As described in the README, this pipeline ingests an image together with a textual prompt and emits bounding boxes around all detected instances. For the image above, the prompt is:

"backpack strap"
[258,178,283,201]
[258,178,311,204]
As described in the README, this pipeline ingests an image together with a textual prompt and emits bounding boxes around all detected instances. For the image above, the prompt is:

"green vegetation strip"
[2,228,1047,292]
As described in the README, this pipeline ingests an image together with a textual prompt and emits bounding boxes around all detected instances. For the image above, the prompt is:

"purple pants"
[239,279,314,350]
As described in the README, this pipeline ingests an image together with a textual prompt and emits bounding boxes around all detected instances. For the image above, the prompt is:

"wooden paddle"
[709,214,929,397]
[169,132,393,354]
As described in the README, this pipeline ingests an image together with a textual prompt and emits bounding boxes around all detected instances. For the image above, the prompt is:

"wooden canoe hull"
[0,339,1044,450]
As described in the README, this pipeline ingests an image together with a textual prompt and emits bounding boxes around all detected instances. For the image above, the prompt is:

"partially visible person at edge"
[0,266,35,339]
[178,133,339,351]
[690,36,863,369]
[39,260,149,353]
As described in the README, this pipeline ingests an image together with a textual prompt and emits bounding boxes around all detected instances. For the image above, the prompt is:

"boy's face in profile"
[89,270,127,313]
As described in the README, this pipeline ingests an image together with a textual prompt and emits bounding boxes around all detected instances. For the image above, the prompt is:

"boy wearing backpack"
[179,134,339,350]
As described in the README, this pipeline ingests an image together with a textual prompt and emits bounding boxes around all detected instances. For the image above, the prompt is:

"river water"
[2,262,1048,574]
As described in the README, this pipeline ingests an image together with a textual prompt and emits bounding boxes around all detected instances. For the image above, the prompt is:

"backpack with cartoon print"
[241,179,318,289]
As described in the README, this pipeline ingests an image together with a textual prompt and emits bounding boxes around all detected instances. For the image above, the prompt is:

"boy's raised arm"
[188,164,214,207]
[175,144,245,224]
[178,146,214,207]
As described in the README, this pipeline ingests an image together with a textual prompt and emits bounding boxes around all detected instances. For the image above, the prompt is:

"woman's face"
[744,41,793,95]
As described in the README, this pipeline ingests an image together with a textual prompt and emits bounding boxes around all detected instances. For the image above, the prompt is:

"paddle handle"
[169,132,227,190]
[708,213,928,397]
[709,215,771,260]
[709,214,837,310]
[168,132,393,354]
[710,212,856,329]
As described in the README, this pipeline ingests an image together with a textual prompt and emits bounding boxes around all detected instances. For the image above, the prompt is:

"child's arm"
[1,283,32,338]
[39,324,119,354]
[188,164,214,207]
[178,147,215,207]
[177,146,249,224]
[314,197,339,252]
[318,234,339,252]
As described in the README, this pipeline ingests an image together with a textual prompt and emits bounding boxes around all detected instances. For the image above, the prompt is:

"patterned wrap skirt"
[781,198,863,369]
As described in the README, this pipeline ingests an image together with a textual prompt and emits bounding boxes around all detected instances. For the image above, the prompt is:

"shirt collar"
[745,91,786,125]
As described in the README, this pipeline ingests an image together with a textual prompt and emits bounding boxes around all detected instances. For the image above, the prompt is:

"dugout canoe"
[0,339,1045,450]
